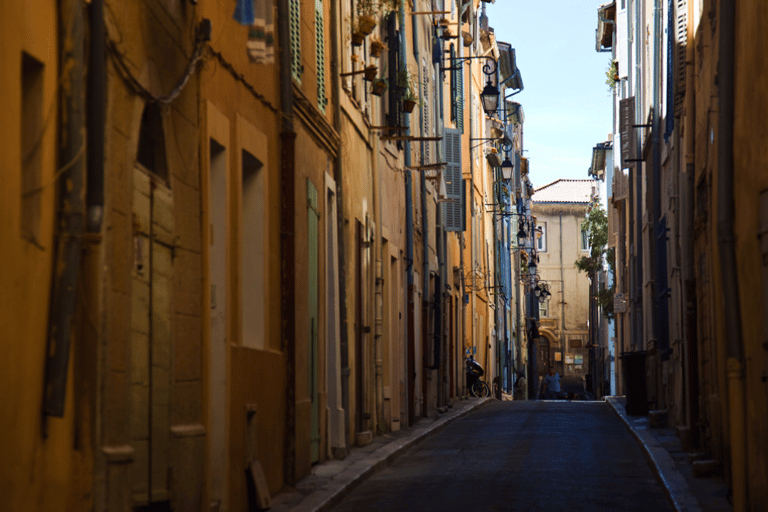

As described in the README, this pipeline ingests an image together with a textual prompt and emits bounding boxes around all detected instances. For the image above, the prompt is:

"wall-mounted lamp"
[442,55,500,117]
[501,156,514,180]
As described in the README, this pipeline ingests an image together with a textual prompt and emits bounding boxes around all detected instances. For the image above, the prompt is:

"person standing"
[513,369,527,401]
[542,366,561,399]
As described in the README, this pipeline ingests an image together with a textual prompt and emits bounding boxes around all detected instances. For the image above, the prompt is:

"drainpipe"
[399,2,416,427]
[87,0,105,233]
[682,0,699,450]
[633,0,643,355]
[414,12,430,416]
[278,0,297,484]
[330,0,350,453]
[373,73,384,436]
[559,212,565,360]
[650,0,663,408]
[717,0,746,509]
[44,0,86,420]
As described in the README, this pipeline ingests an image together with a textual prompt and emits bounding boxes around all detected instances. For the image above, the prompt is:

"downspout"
[682,0,699,450]
[331,0,351,453]
[559,212,565,357]
[399,2,416,427]
[651,0,663,407]
[43,0,86,419]
[717,0,746,508]
[278,0,298,484]
[414,13,430,417]
[87,0,105,233]
[373,64,384,435]
[633,0,643,354]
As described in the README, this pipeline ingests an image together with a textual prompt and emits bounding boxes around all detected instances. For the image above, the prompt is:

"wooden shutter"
[619,96,635,168]
[316,0,326,111]
[290,0,301,83]
[444,128,463,231]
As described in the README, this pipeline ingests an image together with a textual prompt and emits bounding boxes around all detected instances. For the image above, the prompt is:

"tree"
[575,198,615,320]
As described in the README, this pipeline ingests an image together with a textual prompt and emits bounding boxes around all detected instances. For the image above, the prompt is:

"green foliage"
[575,198,615,320]
[606,59,619,90]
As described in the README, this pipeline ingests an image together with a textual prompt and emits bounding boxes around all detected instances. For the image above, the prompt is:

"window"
[289,0,301,83]
[581,227,589,251]
[316,0,327,111]
[137,103,168,181]
[21,52,44,244]
[539,301,548,318]
[241,150,265,350]
[536,223,546,252]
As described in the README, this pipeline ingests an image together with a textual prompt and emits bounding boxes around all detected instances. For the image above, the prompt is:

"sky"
[486,0,614,190]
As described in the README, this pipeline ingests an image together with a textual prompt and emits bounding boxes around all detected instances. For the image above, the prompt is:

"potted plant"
[371,77,387,96]
[363,64,378,82]
[356,0,378,35]
[397,68,420,113]
[370,36,386,58]
[606,60,619,89]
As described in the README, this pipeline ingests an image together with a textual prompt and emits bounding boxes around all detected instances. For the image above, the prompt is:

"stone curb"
[290,397,494,512]
[605,396,703,512]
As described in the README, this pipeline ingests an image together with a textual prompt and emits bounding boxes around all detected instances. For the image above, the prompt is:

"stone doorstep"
[691,459,722,478]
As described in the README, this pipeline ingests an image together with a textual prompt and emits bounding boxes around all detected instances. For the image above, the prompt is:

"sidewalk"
[606,396,732,512]
[269,397,492,512]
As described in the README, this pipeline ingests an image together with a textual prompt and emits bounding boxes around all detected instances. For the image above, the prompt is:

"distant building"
[531,180,595,380]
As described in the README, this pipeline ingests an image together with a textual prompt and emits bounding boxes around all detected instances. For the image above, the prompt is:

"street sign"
[614,292,627,313]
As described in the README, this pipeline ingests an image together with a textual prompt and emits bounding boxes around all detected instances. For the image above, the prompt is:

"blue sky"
[486,0,613,190]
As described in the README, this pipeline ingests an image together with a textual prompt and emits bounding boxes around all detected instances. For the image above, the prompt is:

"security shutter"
[290,0,301,83]
[316,0,326,111]
[450,45,464,133]
[444,128,463,231]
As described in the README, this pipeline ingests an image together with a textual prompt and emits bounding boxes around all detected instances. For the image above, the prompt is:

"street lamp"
[501,155,514,180]
[442,55,500,117]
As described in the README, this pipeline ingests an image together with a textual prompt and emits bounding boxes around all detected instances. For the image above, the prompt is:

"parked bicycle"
[466,356,491,398]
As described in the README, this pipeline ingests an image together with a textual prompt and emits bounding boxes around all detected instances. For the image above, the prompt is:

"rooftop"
[532,179,596,204]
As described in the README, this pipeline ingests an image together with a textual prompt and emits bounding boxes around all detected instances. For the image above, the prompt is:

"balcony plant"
[397,68,421,113]
[363,64,378,82]
[371,77,387,96]
[370,36,386,58]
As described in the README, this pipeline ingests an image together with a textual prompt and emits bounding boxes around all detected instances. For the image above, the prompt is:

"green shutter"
[290,0,302,83]
[456,52,464,133]
[316,0,327,111]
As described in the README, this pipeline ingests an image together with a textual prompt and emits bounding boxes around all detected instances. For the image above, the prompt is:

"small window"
[137,103,168,181]
[536,223,546,252]
[581,227,589,251]
[539,301,548,318]
[21,52,44,244]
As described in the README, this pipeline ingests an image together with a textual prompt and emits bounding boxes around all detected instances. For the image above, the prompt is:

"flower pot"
[370,40,386,58]
[358,15,377,35]
[363,65,378,82]
[402,98,417,113]
[352,31,365,46]
[371,79,387,96]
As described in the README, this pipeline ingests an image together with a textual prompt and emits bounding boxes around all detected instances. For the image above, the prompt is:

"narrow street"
[328,401,674,511]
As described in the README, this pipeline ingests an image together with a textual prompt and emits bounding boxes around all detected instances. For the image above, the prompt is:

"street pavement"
[327,400,673,511]
[271,396,732,512]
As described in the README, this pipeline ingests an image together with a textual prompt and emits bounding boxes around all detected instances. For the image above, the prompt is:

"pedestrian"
[542,366,561,400]
[513,368,527,401]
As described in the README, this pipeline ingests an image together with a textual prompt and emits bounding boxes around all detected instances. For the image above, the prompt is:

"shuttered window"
[444,128,464,231]
[290,0,301,83]
[316,0,326,111]
[674,0,687,116]
[422,64,430,163]
[450,45,464,132]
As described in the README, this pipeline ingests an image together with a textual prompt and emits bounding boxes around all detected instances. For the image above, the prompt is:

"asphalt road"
[328,400,675,511]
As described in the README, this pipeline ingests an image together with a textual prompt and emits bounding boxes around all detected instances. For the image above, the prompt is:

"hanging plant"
[363,64,378,81]
[371,78,388,96]
[370,36,387,58]
[397,68,421,113]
